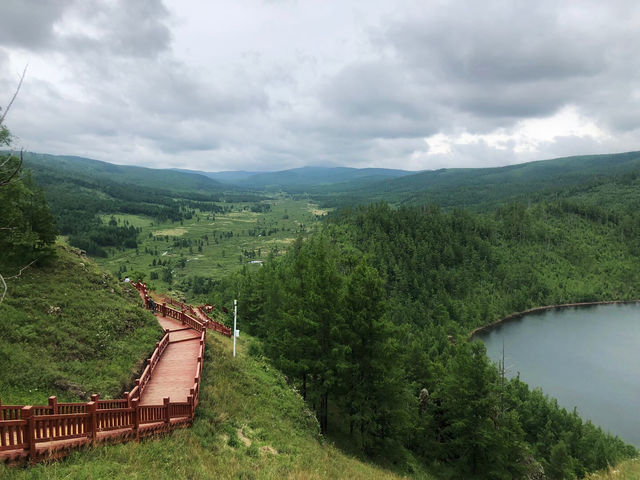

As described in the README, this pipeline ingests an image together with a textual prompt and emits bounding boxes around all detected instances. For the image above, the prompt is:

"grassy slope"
[586,459,640,479]
[0,332,420,479]
[0,242,161,404]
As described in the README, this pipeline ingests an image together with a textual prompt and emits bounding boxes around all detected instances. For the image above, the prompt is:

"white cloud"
[426,106,611,164]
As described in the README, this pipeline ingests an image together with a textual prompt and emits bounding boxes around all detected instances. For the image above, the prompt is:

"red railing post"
[162,302,167,317]
[187,394,194,418]
[91,393,99,403]
[48,396,58,414]
[123,391,130,407]
[22,406,36,459]
[163,397,170,425]
[131,398,139,440]
[87,401,97,445]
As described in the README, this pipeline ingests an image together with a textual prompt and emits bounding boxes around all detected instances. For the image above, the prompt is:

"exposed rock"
[48,305,62,315]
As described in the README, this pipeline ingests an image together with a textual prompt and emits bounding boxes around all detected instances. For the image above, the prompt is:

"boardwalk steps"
[0,282,222,465]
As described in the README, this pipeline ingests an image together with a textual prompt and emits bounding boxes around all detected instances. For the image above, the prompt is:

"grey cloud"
[323,61,428,118]
[371,1,640,131]
[385,3,606,85]
[101,1,171,58]
[0,0,67,49]
[0,0,171,59]
[129,63,269,119]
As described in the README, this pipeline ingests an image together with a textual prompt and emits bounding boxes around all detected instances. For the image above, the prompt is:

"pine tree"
[339,260,408,453]
[436,342,525,479]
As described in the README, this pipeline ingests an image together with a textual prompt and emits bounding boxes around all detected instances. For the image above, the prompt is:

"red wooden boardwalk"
[141,316,201,405]
[0,283,213,465]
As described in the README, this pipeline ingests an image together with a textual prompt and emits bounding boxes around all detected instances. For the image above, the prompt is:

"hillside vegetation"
[0,243,160,404]
[0,332,415,479]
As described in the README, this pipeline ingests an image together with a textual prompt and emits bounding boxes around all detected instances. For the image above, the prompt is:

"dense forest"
[204,200,640,479]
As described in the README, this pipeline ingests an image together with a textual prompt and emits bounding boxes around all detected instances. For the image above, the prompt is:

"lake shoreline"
[469,299,640,339]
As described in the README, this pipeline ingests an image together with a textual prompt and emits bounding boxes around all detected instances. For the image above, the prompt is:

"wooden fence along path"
[0,282,224,465]
[162,296,232,338]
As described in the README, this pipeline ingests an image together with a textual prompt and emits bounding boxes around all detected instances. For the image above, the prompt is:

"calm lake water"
[477,303,640,446]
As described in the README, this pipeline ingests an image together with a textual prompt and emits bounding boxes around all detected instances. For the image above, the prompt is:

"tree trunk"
[302,372,307,400]
[320,391,328,435]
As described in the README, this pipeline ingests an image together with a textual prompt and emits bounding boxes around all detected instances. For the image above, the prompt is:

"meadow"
[94,195,328,299]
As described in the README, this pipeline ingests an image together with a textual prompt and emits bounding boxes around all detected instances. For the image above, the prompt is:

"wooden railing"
[129,331,171,402]
[0,283,210,464]
[163,295,232,337]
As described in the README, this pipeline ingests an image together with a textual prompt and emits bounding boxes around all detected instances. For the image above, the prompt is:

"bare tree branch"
[0,149,22,186]
[0,258,38,305]
[0,152,14,168]
[0,273,6,305]
[5,258,38,280]
[0,64,28,126]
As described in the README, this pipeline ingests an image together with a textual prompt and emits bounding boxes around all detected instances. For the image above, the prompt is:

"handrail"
[0,283,211,464]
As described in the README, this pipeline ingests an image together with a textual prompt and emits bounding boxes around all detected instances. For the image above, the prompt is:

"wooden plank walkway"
[141,315,201,405]
[0,289,208,464]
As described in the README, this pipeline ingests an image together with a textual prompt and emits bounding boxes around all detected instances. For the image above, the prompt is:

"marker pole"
[233,299,237,357]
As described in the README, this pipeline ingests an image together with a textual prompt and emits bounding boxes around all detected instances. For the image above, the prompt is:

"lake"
[476,302,640,446]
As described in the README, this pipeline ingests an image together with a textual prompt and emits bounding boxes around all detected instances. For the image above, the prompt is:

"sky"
[1,0,639,173]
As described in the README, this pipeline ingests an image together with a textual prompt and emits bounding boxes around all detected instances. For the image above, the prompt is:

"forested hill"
[174,165,412,191]
[313,150,640,209]
[20,152,225,194]
[218,166,411,189]
[16,151,267,259]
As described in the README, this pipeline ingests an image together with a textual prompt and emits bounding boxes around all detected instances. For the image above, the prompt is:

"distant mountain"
[20,152,226,194]
[324,151,640,209]
[170,165,413,191]
[171,169,260,184]
[238,166,411,188]
[19,150,640,211]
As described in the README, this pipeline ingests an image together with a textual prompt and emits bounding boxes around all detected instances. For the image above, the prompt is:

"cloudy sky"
[1,0,639,172]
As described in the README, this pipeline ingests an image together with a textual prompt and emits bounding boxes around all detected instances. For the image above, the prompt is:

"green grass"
[585,457,640,479]
[95,196,328,296]
[0,331,426,479]
[0,241,161,404]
